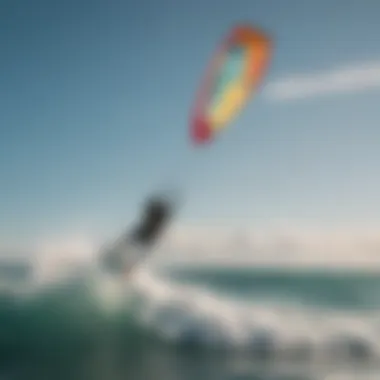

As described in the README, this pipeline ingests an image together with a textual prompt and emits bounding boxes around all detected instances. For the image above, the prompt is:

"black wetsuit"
[130,198,172,245]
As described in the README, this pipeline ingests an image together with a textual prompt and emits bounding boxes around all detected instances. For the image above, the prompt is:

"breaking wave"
[1,258,380,375]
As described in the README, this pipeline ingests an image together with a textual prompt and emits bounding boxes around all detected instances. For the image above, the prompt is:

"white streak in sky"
[265,61,380,102]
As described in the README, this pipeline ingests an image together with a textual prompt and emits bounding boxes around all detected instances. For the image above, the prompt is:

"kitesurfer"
[99,194,175,276]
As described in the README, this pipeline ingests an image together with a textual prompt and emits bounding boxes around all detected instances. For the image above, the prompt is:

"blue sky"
[1,0,380,253]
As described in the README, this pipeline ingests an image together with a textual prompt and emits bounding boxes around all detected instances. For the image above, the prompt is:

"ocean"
[0,261,380,380]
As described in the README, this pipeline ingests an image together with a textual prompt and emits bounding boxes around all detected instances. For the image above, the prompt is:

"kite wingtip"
[190,116,213,145]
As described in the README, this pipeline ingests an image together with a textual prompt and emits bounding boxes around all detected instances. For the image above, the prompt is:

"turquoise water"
[1,264,380,380]
[165,267,380,310]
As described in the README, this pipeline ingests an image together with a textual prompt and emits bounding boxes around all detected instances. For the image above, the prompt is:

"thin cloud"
[157,223,380,268]
[264,61,380,102]
[4,223,380,271]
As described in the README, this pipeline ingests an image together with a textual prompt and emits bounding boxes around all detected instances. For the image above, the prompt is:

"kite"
[190,25,272,144]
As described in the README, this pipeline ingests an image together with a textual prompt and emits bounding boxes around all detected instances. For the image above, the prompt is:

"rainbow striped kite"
[190,25,272,144]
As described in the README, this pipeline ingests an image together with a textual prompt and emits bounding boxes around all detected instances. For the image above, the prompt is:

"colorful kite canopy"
[190,25,272,144]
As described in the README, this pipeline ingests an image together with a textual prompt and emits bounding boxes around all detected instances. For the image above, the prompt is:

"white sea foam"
[128,268,380,365]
